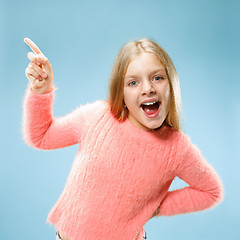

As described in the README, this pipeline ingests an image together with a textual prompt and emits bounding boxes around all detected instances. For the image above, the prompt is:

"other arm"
[157,136,224,216]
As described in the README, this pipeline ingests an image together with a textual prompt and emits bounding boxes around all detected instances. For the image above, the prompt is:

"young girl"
[23,38,223,240]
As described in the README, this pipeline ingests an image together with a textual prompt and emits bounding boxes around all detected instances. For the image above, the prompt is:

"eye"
[128,80,138,86]
[153,76,164,81]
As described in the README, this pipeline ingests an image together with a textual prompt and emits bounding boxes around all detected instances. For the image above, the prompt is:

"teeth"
[142,101,158,106]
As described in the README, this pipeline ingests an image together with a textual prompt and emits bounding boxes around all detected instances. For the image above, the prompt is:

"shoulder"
[175,130,196,152]
[77,100,109,116]
[174,130,203,162]
[76,100,111,127]
[162,126,197,155]
[159,125,187,144]
[164,126,192,146]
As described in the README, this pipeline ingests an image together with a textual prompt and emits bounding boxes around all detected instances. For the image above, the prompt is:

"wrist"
[32,86,53,95]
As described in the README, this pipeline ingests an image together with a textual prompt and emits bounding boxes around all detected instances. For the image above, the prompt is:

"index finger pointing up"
[24,38,42,55]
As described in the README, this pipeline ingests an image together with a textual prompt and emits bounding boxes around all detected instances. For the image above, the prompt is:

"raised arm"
[23,38,81,150]
[23,38,107,150]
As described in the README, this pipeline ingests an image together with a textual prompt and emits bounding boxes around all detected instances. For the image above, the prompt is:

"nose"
[141,80,156,96]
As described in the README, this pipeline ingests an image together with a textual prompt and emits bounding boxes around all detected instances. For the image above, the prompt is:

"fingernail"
[41,73,47,78]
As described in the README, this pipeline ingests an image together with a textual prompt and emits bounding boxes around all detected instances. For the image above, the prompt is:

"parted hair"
[108,38,181,131]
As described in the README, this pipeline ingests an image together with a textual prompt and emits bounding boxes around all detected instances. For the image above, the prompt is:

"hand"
[24,38,53,94]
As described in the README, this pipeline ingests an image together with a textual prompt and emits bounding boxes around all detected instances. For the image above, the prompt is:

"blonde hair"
[108,38,181,131]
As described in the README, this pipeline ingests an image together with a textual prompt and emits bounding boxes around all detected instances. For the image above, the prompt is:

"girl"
[23,38,223,240]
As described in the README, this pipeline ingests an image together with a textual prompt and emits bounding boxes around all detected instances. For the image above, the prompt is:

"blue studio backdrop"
[0,0,239,239]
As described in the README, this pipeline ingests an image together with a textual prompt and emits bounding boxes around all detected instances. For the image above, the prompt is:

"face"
[123,52,171,131]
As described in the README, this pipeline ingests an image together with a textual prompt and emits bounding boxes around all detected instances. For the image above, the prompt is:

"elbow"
[23,135,46,150]
[208,181,224,209]
[22,128,48,150]
[214,183,224,205]
[22,120,52,150]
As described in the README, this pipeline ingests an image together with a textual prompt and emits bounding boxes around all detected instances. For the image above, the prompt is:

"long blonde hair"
[108,39,181,131]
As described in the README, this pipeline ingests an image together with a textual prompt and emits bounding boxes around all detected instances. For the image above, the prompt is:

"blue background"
[1,0,239,239]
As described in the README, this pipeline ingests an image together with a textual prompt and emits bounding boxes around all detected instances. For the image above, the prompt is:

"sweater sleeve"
[22,86,104,150]
[157,135,224,216]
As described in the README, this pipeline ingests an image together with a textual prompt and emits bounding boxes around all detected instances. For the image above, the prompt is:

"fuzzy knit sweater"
[22,87,223,240]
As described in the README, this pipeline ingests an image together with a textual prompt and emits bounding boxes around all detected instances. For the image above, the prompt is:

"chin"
[139,108,167,131]
[142,119,165,131]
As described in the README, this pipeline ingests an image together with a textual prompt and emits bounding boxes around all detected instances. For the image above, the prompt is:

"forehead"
[125,52,165,77]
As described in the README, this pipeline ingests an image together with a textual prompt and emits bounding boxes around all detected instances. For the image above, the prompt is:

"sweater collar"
[121,117,172,142]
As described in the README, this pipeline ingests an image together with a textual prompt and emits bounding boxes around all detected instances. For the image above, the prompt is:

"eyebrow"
[125,68,166,80]
[149,68,166,76]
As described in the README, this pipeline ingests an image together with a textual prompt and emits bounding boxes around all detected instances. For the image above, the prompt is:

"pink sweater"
[22,87,223,240]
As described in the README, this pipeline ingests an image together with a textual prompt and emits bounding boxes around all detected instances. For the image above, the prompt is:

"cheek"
[123,88,136,105]
[123,89,132,111]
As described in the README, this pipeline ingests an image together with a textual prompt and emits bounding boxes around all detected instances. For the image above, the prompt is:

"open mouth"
[140,101,160,117]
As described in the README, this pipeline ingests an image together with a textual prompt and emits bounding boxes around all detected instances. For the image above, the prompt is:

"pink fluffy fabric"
[22,87,223,240]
